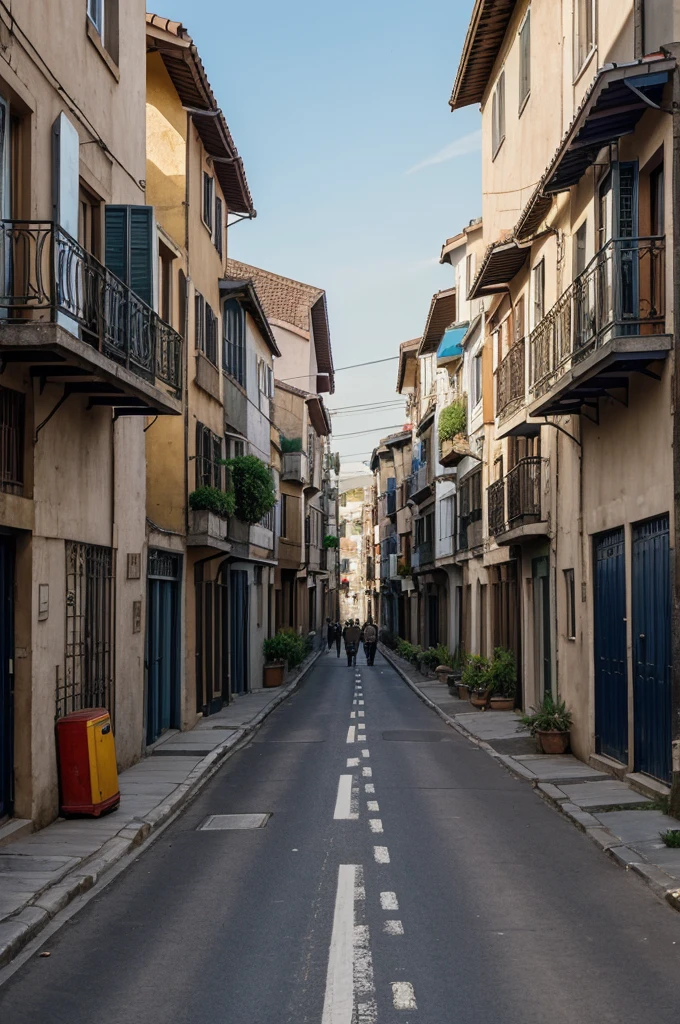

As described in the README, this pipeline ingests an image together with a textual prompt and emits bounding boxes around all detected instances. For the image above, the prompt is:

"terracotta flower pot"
[263,661,285,688]
[489,696,515,711]
[536,729,570,754]
[469,688,490,710]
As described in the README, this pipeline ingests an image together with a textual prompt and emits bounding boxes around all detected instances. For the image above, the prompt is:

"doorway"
[594,529,628,765]
[532,556,551,697]
[146,550,181,746]
[0,536,14,819]
[230,570,249,695]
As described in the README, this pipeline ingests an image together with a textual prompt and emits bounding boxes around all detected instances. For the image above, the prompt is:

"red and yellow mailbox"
[56,709,120,816]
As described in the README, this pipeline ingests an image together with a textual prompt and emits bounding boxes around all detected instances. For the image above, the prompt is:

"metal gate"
[61,541,115,719]
[230,570,249,695]
[0,537,14,819]
[594,529,627,764]
[146,550,181,745]
[632,516,671,782]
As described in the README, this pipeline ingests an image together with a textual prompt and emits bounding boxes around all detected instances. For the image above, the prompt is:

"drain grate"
[198,813,270,831]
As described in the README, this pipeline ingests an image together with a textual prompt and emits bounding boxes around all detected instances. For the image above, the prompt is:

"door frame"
[0,534,14,820]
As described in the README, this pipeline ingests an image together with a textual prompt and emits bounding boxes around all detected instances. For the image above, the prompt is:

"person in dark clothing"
[363,621,377,665]
[344,619,361,666]
[326,617,336,651]
[334,620,342,657]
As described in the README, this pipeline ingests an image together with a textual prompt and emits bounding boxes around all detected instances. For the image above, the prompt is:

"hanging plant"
[225,455,276,524]
[323,534,339,549]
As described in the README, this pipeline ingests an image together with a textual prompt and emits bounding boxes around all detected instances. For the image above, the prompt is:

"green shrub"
[323,535,339,549]
[396,639,423,666]
[397,563,412,578]
[263,628,307,668]
[280,435,303,453]
[420,645,454,671]
[488,646,517,697]
[227,455,276,524]
[519,692,572,735]
[461,653,491,691]
[660,829,680,848]
[438,399,467,442]
[189,486,235,518]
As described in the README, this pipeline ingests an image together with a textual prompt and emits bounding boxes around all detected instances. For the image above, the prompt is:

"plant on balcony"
[519,692,572,754]
[397,563,412,578]
[280,435,303,453]
[226,455,276,524]
[487,647,517,709]
[323,535,339,549]
[189,486,235,519]
[438,398,467,442]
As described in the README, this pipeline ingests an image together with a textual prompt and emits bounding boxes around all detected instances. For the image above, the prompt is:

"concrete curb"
[379,643,680,914]
[0,647,323,969]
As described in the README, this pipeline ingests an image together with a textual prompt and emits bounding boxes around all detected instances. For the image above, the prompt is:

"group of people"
[325,617,378,666]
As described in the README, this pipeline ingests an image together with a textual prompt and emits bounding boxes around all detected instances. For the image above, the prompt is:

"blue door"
[146,550,181,745]
[594,529,628,764]
[229,570,249,695]
[632,516,671,782]
[0,537,13,819]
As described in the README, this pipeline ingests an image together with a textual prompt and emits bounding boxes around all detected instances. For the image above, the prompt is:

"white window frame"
[518,9,531,114]
[491,70,506,160]
[87,0,104,38]
[472,347,483,409]
[202,171,214,233]
[574,0,596,79]
[532,259,545,329]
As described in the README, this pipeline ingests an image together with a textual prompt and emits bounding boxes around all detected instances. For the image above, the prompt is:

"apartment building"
[451,0,680,794]
[0,1,182,826]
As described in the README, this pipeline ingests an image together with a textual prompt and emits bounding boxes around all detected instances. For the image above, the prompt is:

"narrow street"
[2,652,680,1023]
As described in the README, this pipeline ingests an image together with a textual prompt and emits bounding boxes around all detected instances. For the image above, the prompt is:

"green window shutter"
[105,205,154,308]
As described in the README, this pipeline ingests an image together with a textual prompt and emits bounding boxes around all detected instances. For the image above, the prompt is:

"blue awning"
[437,325,467,362]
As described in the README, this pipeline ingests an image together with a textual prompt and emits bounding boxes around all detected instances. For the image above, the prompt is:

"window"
[532,259,545,327]
[79,185,101,258]
[257,358,274,406]
[61,541,115,718]
[223,298,245,385]
[420,437,429,466]
[472,350,483,407]
[158,241,174,325]
[491,70,506,159]
[195,422,223,489]
[214,195,223,259]
[465,253,475,297]
[194,293,217,366]
[0,385,24,495]
[281,494,288,538]
[574,221,587,277]
[518,9,531,111]
[650,163,664,236]
[564,568,576,639]
[202,172,214,232]
[513,295,525,344]
[87,0,119,66]
[87,0,104,36]
[439,495,455,540]
[105,205,154,307]
[575,0,595,74]
[194,292,205,352]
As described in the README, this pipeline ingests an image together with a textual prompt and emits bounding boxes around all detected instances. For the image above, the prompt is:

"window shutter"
[105,205,154,308]
[195,292,205,352]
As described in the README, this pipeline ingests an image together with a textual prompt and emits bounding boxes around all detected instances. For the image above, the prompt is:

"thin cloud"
[406,129,482,175]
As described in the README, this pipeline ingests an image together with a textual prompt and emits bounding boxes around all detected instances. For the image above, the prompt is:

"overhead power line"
[279,355,400,385]
[333,423,407,439]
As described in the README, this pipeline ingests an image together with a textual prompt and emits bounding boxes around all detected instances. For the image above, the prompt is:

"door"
[0,537,13,819]
[594,529,628,764]
[146,550,181,746]
[632,516,671,782]
[532,556,551,696]
[230,570,249,695]
[427,593,439,648]
[195,559,228,716]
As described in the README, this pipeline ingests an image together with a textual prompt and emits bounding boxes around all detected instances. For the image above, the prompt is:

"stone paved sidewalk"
[0,648,322,968]
[379,644,680,912]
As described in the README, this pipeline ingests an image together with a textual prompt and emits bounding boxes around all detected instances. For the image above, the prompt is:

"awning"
[543,57,674,195]
[396,338,420,393]
[418,288,457,356]
[437,325,468,363]
[306,395,331,436]
[469,240,529,299]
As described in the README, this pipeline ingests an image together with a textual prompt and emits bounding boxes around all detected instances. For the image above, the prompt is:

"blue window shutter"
[105,205,154,307]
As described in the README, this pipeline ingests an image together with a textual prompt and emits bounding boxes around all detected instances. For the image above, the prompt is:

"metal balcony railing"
[0,221,182,393]
[415,540,433,565]
[407,464,429,498]
[487,478,505,537]
[496,340,525,420]
[507,456,542,525]
[530,236,665,398]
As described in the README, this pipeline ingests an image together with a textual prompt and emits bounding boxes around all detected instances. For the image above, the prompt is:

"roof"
[383,429,412,447]
[396,338,420,393]
[418,288,457,356]
[437,325,468,363]
[440,218,484,264]
[307,395,332,436]
[468,239,529,299]
[227,259,334,393]
[219,279,281,356]
[449,0,518,110]
[275,379,309,399]
[542,57,674,195]
[146,14,254,216]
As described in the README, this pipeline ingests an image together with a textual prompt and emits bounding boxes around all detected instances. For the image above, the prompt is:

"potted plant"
[461,654,491,708]
[487,647,517,711]
[262,630,307,687]
[519,692,573,753]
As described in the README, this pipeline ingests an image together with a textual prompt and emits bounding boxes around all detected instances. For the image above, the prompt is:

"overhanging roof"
[450,0,518,110]
[396,338,420,393]
[437,325,468,363]
[383,429,412,448]
[307,395,332,436]
[146,13,255,216]
[418,289,457,356]
[468,240,529,299]
[219,279,281,356]
[543,57,674,195]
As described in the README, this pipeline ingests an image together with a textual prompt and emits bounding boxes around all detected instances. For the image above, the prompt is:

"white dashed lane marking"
[369,819,383,833]
[362,749,370,758]
[358,710,365,717]
[346,757,359,767]
[374,846,390,864]
[391,982,417,1009]
[380,892,399,910]
[321,865,356,1024]
[350,711,356,719]
[384,920,404,936]
[364,783,375,794]
[333,775,357,821]
[362,767,372,777]
[346,726,356,744]
[367,801,379,812]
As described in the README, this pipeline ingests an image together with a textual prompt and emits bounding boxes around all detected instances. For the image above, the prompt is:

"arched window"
[223,299,245,385]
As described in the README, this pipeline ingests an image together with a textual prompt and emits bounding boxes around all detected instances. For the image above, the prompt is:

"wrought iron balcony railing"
[487,478,505,537]
[496,340,525,421]
[0,221,182,394]
[507,456,542,525]
[530,236,665,398]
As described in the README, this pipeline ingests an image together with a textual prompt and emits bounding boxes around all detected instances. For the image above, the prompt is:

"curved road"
[2,650,680,1022]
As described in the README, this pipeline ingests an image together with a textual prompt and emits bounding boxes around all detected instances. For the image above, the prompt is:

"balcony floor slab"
[495,520,550,546]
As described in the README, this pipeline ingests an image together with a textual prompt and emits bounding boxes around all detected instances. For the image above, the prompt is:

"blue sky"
[159,0,479,465]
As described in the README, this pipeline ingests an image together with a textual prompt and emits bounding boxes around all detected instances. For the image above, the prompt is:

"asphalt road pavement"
[2,649,680,1023]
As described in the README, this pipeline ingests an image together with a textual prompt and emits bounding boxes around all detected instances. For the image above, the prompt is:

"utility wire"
[279,355,400,384]
[333,423,407,439]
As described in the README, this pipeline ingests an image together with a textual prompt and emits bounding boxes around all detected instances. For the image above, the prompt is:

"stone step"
[0,818,34,848]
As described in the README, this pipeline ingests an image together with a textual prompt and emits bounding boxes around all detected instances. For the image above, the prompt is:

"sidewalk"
[0,648,322,968]
[380,644,680,912]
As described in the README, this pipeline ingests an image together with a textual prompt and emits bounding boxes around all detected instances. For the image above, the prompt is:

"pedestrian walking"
[344,619,361,667]
[334,620,342,657]
[326,617,336,652]
[363,620,377,665]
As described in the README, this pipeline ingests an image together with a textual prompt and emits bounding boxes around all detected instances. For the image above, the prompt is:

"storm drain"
[198,813,270,831]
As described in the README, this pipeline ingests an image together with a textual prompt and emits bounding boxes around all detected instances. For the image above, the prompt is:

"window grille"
[0,385,24,495]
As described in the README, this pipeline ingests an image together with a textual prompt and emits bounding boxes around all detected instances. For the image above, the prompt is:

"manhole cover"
[382,731,446,742]
[198,813,270,831]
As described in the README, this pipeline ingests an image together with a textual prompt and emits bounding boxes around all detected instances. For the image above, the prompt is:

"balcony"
[496,341,525,421]
[529,237,670,417]
[485,457,547,545]
[412,541,433,569]
[187,509,230,552]
[0,221,182,415]
[407,464,430,503]
[282,450,309,484]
